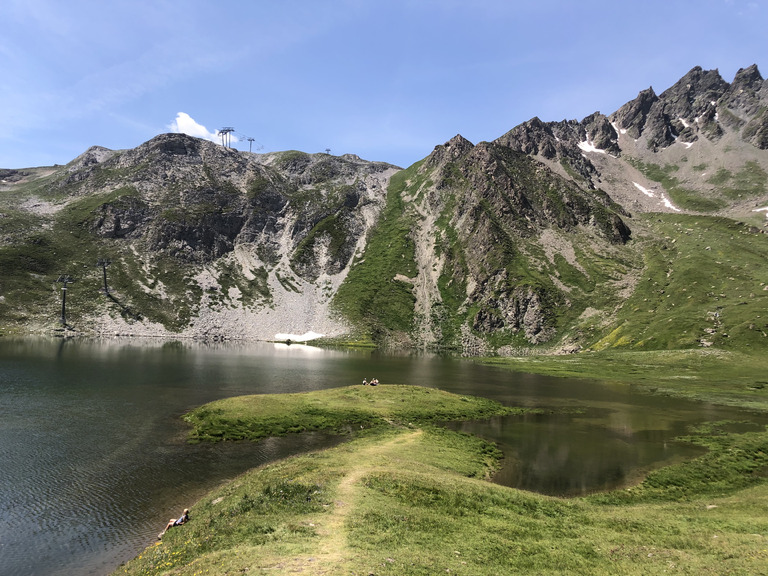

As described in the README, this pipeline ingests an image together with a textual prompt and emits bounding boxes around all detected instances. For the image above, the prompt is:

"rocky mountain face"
[1,65,767,353]
[497,65,768,219]
[400,135,630,350]
[0,134,398,340]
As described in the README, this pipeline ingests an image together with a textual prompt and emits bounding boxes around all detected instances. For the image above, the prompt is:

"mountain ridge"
[1,64,767,353]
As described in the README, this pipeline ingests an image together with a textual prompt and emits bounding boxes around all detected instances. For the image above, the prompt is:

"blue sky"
[1,0,766,169]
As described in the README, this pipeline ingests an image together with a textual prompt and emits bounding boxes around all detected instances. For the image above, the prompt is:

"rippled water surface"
[0,337,764,576]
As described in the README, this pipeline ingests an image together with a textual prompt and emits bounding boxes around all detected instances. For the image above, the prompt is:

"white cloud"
[167,112,220,143]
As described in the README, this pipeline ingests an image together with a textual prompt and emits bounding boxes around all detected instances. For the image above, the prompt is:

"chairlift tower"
[218,127,235,148]
[56,275,75,326]
[96,258,111,295]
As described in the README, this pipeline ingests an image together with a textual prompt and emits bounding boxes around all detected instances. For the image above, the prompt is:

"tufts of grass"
[627,158,726,212]
[707,161,768,199]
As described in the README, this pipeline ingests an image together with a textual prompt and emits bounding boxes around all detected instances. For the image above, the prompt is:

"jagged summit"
[493,64,768,218]
[613,64,767,150]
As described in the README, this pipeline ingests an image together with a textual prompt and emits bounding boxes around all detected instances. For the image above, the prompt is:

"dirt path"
[274,429,423,574]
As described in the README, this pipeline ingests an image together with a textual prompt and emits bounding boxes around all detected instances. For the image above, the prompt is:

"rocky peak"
[582,112,620,155]
[67,145,116,172]
[658,66,728,123]
[722,64,766,118]
[428,134,475,164]
[495,116,604,187]
[731,64,763,91]
[495,117,556,157]
[611,87,658,139]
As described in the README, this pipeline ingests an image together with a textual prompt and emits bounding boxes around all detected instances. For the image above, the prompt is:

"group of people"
[362,377,379,386]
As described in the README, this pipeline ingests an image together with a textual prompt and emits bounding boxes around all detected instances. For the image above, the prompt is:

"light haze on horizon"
[1,0,766,170]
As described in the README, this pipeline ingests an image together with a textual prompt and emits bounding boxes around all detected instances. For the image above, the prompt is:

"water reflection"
[453,410,707,496]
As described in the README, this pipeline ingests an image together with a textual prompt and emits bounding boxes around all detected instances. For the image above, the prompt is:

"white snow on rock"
[577,140,606,154]
[610,121,627,136]
[753,206,768,219]
[274,330,325,342]
[633,182,681,212]
[660,193,681,212]
[633,182,655,198]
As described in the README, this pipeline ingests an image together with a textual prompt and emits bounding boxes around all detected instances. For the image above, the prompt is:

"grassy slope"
[116,384,768,576]
[0,179,204,333]
[587,213,768,352]
[331,167,420,345]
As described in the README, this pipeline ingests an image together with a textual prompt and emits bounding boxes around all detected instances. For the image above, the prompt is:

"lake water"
[0,337,764,576]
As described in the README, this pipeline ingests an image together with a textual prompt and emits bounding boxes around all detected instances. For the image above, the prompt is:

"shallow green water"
[0,337,763,575]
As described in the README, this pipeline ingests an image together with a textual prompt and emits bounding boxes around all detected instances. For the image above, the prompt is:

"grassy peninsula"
[115,381,768,575]
[183,384,521,443]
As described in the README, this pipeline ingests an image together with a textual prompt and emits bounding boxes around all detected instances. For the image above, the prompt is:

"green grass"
[212,260,271,308]
[332,168,419,341]
[117,383,768,576]
[628,158,767,211]
[481,349,768,410]
[184,384,519,443]
[707,161,768,199]
[588,213,768,352]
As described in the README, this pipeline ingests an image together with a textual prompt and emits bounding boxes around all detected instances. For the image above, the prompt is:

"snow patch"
[678,117,690,129]
[660,193,681,212]
[633,182,681,212]
[577,140,606,154]
[633,182,655,198]
[274,330,325,342]
[753,206,768,219]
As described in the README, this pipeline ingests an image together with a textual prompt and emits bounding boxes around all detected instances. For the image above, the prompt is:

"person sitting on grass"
[158,508,189,538]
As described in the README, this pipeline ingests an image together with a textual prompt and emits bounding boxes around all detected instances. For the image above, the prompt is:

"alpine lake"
[1,337,765,576]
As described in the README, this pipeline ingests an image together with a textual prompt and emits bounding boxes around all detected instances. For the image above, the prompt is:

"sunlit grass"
[184,384,520,443]
[117,385,768,575]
